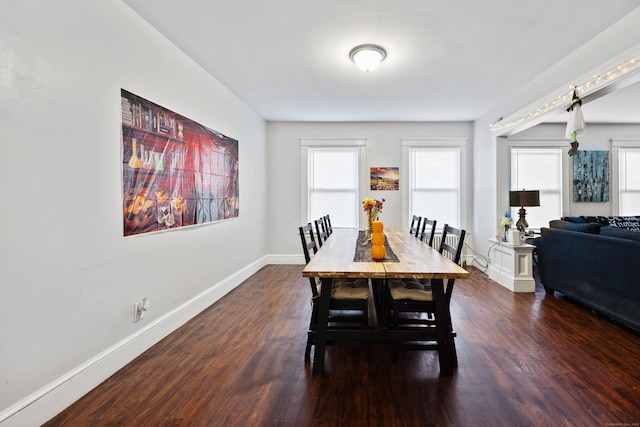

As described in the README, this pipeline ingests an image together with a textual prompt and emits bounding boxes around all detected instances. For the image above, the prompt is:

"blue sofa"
[538,216,640,334]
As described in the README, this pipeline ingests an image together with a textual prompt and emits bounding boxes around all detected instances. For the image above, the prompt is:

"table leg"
[312,277,332,375]
[431,278,455,376]
[372,278,388,327]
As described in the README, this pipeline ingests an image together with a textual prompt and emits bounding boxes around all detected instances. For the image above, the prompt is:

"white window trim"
[300,137,367,228]
[611,138,640,216]
[507,138,570,216]
[401,137,469,231]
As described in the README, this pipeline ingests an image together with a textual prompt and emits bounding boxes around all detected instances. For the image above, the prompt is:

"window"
[612,140,640,215]
[509,147,563,229]
[403,138,468,230]
[301,139,365,228]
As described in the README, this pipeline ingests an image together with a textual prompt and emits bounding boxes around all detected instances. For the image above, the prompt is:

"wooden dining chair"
[386,224,466,362]
[419,217,437,247]
[314,218,329,247]
[298,223,370,360]
[323,215,333,236]
[409,215,422,238]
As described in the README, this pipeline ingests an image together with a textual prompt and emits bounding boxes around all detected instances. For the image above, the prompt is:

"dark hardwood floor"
[45,265,640,426]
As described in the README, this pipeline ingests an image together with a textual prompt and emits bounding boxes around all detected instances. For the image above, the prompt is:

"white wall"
[265,121,474,258]
[0,1,266,425]
[473,8,640,257]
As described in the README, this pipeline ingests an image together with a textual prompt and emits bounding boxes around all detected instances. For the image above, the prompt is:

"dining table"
[302,228,470,375]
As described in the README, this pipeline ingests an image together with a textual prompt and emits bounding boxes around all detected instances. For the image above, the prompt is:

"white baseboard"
[487,263,536,292]
[0,257,269,427]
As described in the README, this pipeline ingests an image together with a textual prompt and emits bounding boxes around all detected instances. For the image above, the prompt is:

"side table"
[487,239,535,292]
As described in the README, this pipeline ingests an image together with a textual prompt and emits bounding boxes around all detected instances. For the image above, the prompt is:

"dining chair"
[419,217,437,247]
[314,218,329,247]
[298,223,370,360]
[409,215,422,238]
[386,224,466,362]
[323,215,333,236]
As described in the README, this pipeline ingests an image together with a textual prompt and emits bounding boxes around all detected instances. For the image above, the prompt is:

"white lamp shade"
[349,45,386,72]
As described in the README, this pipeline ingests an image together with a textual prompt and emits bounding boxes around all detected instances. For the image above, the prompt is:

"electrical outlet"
[134,302,144,322]
[133,297,149,322]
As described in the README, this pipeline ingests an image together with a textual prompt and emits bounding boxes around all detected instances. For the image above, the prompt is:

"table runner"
[353,230,399,262]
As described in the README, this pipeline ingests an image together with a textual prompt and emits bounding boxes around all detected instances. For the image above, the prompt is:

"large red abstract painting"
[121,89,239,236]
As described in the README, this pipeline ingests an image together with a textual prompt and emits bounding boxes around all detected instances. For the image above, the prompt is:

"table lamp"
[509,189,540,232]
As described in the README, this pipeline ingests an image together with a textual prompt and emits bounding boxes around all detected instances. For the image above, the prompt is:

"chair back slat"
[419,218,437,247]
[323,215,333,236]
[299,223,318,263]
[438,224,466,301]
[409,215,422,238]
[299,223,319,298]
[314,218,328,247]
[438,224,465,265]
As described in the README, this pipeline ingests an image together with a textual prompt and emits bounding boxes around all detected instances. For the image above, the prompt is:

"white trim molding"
[491,43,640,136]
[401,137,470,231]
[505,138,572,216]
[299,137,366,146]
[299,137,367,228]
[610,138,640,215]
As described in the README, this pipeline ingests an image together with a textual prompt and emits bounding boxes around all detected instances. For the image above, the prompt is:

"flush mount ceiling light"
[349,44,386,72]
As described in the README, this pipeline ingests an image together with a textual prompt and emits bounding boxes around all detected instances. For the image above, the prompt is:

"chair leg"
[452,337,458,366]
[364,304,369,328]
[305,331,314,361]
[389,300,399,364]
[305,300,318,361]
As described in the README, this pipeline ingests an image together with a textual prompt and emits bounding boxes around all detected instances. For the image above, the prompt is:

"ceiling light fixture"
[349,44,386,72]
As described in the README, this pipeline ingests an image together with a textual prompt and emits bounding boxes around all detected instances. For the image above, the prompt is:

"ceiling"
[122,0,640,123]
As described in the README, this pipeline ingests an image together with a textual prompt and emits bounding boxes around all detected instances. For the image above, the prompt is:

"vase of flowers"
[500,211,513,242]
[362,197,385,242]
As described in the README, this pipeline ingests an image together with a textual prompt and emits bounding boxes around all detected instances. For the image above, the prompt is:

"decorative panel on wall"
[121,89,239,236]
[572,150,609,203]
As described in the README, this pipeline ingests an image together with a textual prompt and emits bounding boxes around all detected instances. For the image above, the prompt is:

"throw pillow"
[581,216,609,225]
[606,216,640,231]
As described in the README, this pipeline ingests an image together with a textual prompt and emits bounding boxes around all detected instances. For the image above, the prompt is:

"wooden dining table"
[302,228,470,375]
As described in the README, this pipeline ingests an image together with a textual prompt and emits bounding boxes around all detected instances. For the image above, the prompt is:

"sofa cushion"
[606,216,640,231]
[562,216,587,223]
[599,225,640,241]
[563,222,601,234]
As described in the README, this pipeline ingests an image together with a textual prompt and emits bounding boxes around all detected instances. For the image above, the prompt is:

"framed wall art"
[121,89,239,236]
[370,167,399,190]
[573,150,609,202]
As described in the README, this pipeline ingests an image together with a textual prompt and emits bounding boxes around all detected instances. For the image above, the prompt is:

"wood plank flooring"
[44,265,640,426]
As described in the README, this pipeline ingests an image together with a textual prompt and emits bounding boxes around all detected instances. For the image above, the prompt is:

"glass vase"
[366,211,375,242]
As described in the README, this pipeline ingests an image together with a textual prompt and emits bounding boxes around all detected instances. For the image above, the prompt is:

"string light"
[490,55,640,133]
